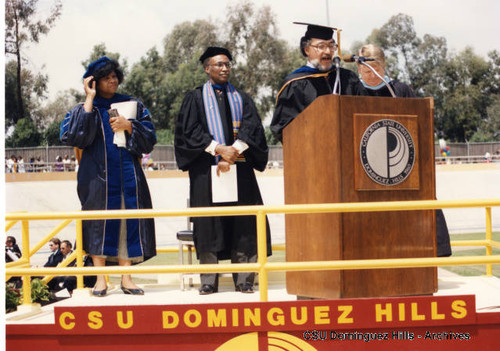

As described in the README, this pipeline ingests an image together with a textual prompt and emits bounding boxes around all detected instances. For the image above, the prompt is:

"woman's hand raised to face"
[83,76,97,112]
[84,76,97,98]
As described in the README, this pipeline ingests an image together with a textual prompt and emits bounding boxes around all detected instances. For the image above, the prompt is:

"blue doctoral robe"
[60,94,157,261]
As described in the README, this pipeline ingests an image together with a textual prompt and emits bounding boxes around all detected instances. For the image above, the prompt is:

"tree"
[224,1,301,119]
[162,20,220,73]
[123,2,302,137]
[35,90,77,145]
[440,48,491,141]
[123,47,171,129]
[5,117,42,147]
[5,0,62,123]
[81,42,127,73]
[5,60,49,129]
[376,13,421,86]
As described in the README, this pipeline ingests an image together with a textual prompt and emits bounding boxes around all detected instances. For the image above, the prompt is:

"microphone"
[342,54,375,63]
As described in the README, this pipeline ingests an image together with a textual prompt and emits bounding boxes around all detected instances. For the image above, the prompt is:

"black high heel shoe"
[121,285,144,295]
[92,287,108,297]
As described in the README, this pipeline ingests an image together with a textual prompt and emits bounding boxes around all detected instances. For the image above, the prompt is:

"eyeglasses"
[309,43,338,52]
[210,62,232,69]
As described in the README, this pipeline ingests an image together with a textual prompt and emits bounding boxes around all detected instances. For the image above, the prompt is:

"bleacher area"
[6,142,500,173]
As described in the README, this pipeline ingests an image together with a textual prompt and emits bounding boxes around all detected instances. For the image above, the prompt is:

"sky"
[11,0,500,101]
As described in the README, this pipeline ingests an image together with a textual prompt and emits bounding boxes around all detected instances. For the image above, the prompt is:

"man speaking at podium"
[271,23,366,141]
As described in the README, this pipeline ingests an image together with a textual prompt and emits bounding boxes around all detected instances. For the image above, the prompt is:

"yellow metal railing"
[5,199,500,304]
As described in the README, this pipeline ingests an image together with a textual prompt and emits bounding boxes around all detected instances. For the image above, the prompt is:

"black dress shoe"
[92,287,107,297]
[199,284,217,295]
[235,283,254,294]
[121,285,144,295]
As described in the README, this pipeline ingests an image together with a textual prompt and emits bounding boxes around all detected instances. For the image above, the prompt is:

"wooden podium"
[282,95,437,299]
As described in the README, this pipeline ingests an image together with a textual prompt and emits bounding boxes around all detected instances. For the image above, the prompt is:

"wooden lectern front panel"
[282,95,437,299]
[340,96,436,298]
[283,96,343,298]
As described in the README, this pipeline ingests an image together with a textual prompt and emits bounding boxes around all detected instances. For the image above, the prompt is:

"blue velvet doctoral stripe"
[289,65,322,76]
[93,94,142,258]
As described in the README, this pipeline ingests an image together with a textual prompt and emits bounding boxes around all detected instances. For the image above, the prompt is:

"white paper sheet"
[211,164,238,203]
[110,101,137,148]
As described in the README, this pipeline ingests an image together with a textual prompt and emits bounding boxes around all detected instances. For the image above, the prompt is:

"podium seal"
[360,119,415,186]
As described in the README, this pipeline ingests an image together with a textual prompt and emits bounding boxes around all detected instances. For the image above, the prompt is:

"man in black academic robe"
[271,23,367,140]
[174,47,271,295]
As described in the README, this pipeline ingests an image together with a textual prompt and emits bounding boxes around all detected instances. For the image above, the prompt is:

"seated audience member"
[44,238,63,267]
[49,240,77,293]
[6,236,22,287]
[5,236,22,262]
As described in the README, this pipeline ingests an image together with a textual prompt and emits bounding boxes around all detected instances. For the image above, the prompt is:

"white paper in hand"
[110,101,138,147]
[211,165,238,203]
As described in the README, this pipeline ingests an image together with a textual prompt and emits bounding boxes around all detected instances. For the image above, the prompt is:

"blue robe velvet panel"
[60,94,157,261]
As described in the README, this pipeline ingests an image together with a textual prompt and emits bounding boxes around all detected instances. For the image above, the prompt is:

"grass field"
[444,232,500,278]
[111,232,500,284]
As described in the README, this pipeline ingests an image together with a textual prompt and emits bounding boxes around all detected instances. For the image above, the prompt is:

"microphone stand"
[332,56,341,95]
[359,60,396,98]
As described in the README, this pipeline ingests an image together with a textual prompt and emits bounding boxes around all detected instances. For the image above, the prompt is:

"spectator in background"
[5,236,22,263]
[7,155,17,173]
[54,155,64,172]
[484,152,492,163]
[35,156,43,172]
[62,154,71,171]
[70,155,78,171]
[29,157,35,172]
[6,236,22,287]
[44,238,63,267]
[49,240,77,293]
[17,156,25,173]
[494,149,500,163]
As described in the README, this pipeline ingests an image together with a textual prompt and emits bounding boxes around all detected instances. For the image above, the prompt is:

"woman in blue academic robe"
[60,57,156,296]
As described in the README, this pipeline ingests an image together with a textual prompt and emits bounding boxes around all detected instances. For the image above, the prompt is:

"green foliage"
[5,279,51,313]
[6,117,42,147]
[124,1,300,133]
[162,20,220,73]
[26,278,51,304]
[155,128,175,145]
[5,0,62,123]
[44,120,64,146]
[7,5,500,146]
[370,14,498,142]
[265,126,280,146]
[5,60,49,128]
[81,43,128,74]
[5,283,21,313]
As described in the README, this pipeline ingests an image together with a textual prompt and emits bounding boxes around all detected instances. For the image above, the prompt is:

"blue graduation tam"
[83,56,111,78]
[199,47,233,63]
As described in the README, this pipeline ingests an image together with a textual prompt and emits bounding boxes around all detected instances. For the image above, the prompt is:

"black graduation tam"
[199,47,233,63]
[83,56,111,78]
[294,22,337,40]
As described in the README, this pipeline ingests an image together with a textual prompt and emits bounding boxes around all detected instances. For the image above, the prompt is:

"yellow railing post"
[21,220,32,305]
[257,210,268,302]
[485,207,493,276]
[29,219,73,258]
[76,219,84,289]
